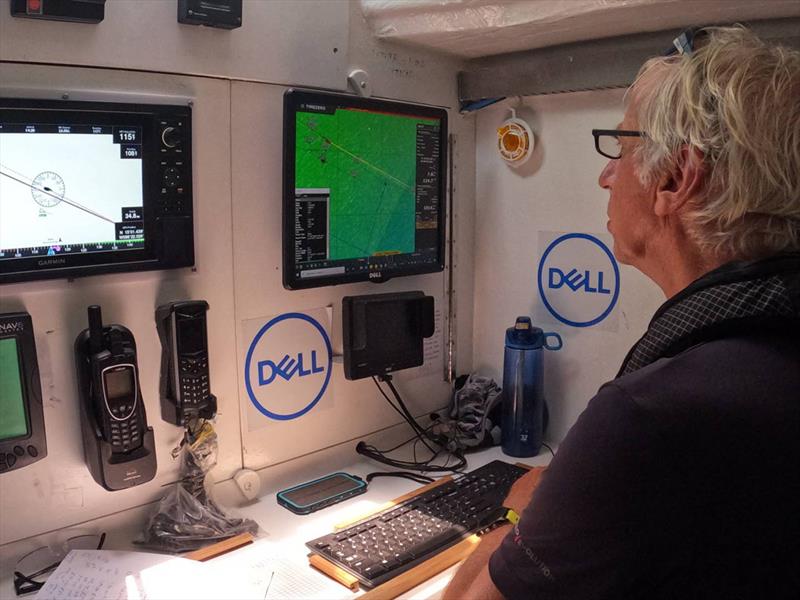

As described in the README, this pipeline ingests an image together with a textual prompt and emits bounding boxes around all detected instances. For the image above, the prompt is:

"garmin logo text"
[548,268,612,294]
[37,258,66,266]
[0,321,24,334]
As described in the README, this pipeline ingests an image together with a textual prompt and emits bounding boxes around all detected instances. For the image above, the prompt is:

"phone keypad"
[179,355,211,407]
[109,418,140,452]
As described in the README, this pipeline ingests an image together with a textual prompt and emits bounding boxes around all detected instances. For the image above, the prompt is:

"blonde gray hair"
[631,26,800,259]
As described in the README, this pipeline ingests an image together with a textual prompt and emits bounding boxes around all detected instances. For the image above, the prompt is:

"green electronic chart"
[0,338,28,440]
[295,108,439,261]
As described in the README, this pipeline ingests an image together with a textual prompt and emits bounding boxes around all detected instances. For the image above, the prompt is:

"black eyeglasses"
[13,533,106,596]
[664,26,708,57]
[592,129,645,160]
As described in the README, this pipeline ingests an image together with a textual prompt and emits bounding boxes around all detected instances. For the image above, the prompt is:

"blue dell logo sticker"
[537,233,620,327]
[244,312,332,420]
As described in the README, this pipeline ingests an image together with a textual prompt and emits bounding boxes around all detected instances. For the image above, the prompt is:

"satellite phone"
[155,300,216,426]
[74,305,156,490]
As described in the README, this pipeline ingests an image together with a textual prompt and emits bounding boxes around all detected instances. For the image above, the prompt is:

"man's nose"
[598,159,616,189]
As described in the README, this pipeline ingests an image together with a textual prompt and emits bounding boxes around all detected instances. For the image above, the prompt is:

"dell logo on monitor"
[369,271,383,280]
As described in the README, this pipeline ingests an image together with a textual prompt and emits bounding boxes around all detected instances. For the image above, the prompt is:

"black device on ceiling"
[283,89,448,290]
[10,0,106,23]
[342,291,435,380]
[177,0,242,29]
[0,312,47,474]
[0,98,193,284]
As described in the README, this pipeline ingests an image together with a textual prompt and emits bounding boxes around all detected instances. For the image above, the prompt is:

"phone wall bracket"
[75,326,157,491]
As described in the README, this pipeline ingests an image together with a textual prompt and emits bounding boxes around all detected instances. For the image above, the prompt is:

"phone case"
[277,472,367,515]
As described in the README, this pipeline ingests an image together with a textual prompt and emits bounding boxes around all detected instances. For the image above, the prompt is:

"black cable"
[357,375,467,474]
[365,471,434,485]
[356,440,466,473]
[374,376,438,453]
[371,376,412,423]
[541,442,555,457]
[384,376,441,445]
[364,422,438,455]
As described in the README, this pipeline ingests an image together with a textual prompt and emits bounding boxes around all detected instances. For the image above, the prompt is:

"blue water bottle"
[501,316,562,458]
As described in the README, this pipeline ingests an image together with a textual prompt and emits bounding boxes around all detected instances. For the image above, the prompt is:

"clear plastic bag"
[138,421,259,553]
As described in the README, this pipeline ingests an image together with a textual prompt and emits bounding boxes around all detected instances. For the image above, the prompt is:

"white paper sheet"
[212,541,352,600]
[34,550,227,600]
[35,543,352,600]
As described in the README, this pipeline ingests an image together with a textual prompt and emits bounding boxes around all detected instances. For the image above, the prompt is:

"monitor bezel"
[0,97,192,284]
[282,89,448,290]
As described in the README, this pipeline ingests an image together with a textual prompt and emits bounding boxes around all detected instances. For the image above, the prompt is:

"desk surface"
[0,445,552,599]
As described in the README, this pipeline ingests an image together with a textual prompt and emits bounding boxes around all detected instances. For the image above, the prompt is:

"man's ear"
[654,146,707,217]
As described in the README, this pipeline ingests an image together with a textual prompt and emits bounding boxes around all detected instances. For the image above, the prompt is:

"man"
[444,26,799,599]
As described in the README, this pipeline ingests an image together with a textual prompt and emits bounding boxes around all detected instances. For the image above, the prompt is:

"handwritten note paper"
[212,540,352,600]
[35,550,226,600]
[242,555,351,600]
[35,544,353,600]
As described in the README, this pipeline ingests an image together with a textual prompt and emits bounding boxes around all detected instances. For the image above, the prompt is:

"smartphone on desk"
[277,473,367,515]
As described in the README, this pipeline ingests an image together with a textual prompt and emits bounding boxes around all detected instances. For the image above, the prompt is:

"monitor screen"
[0,337,29,442]
[283,90,447,289]
[342,291,435,380]
[0,98,194,284]
[0,120,144,262]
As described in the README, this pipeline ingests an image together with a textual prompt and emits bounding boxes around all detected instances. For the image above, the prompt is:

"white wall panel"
[0,0,479,546]
[347,2,465,108]
[472,91,664,444]
[229,80,462,471]
[0,0,348,90]
[0,64,238,544]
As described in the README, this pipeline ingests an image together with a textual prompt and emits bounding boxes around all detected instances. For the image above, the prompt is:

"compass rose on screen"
[31,171,66,207]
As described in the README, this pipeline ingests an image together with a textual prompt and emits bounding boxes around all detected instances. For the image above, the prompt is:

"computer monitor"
[283,89,448,289]
[0,98,194,283]
[0,312,47,473]
[342,291,435,380]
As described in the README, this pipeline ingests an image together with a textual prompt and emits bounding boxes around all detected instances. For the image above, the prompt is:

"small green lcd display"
[0,337,28,441]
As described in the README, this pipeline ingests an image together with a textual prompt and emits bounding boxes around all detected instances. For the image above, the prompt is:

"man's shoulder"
[607,325,799,417]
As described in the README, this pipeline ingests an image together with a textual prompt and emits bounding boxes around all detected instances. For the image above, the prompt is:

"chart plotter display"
[283,90,447,289]
[0,123,144,259]
[0,98,194,284]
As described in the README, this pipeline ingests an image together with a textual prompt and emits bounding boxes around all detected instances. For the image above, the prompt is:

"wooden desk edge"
[309,553,360,591]
[185,532,255,562]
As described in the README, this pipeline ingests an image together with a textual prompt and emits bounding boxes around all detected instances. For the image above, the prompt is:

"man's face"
[597,101,659,267]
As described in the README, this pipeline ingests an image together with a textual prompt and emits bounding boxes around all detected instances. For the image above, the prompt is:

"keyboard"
[306,460,528,589]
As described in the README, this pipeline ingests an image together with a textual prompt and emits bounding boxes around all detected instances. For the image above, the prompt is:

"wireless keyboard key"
[409,527,465,559]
